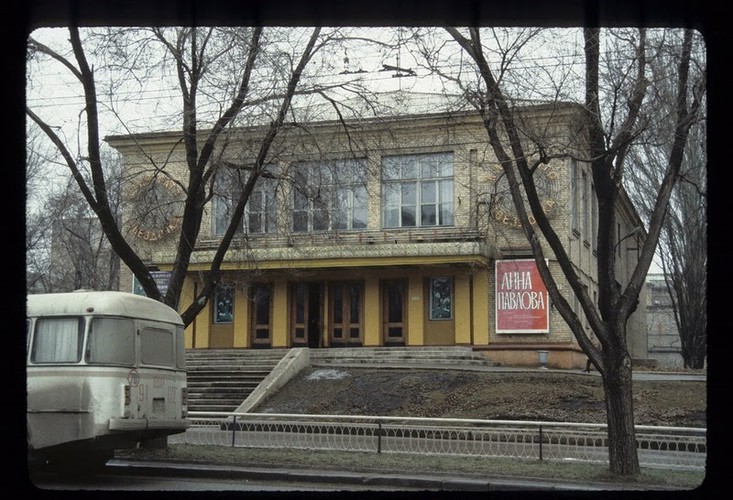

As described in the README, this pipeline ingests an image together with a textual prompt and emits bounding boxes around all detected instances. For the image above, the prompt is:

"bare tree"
[25,125,54,292]
[437,27,705,476]
[659,126,707,369]
[47,176,121,291]
[26,26,343,325]
[626,34,707,369]
[26,125,122,293]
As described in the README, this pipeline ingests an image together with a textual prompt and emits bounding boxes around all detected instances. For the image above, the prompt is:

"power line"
[26,31,696,132]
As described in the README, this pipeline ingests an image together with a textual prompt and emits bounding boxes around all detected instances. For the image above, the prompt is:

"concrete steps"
[185,349,288,413]
[185,347,497,413]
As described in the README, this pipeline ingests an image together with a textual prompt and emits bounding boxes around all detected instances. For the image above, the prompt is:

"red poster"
[495,259,549,333]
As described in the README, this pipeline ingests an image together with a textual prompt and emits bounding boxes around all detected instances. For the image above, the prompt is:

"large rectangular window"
[213,165,277,235]
[382,152,454,228]
[292,159,367,232]
[246,185,277,234]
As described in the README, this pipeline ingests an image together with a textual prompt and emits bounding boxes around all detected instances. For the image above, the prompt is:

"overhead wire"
[26,29,687,136]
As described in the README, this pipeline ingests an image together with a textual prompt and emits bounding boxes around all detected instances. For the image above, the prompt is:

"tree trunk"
[602,350,640,475]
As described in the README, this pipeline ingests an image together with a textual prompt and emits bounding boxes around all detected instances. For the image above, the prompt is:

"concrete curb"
[308,362,706,381]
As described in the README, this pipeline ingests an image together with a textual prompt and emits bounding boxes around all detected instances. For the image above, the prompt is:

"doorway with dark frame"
[291,282,323,348]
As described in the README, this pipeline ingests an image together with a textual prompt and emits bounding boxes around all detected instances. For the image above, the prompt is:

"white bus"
[26,291,189,472]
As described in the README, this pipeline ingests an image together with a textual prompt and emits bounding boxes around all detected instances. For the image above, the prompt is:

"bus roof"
[27,291,183,325]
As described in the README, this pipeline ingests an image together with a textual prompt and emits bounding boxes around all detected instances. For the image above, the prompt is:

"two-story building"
[106,102,647,369]
[646,274,682,368]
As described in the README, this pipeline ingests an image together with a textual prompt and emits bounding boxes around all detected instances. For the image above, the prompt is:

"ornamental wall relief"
[127,175,184,241]
[485,161,560,228]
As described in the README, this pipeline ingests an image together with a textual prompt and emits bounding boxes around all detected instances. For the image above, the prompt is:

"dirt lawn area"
[255,367,707,428]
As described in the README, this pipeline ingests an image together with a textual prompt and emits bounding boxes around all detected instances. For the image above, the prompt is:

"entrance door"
[329,281,364,347]
[250,283,272,348]
[290,283,323,348]
[423,276,455,345]
[382,279,407,346]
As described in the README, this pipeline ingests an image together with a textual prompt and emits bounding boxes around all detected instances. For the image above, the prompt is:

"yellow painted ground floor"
[182,264,490,350]
[176,258,589,369]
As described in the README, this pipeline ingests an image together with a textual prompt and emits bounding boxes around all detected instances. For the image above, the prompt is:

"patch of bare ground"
[256,368,707,428]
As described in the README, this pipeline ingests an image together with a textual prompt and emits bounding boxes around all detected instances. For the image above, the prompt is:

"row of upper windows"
[570,159,638,262]
[213,152,455,235]
[570,159,598,249]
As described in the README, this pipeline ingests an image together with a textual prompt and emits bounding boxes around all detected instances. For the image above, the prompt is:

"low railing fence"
[170,412,705,471]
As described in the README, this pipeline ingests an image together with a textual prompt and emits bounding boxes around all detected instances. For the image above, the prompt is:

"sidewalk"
[314,360,707,382]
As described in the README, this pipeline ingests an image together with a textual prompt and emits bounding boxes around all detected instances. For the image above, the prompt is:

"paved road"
[30,465,432,492]
[88,459,687,491]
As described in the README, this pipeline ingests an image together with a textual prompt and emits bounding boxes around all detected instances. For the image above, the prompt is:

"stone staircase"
[185,347,497,413]
[185,349,289,413]
[309,346,497,369]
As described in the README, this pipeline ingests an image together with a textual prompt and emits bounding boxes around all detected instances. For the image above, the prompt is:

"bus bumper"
[109,418,190,431]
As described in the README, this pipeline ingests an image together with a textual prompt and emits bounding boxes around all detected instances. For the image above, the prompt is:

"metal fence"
[169,412,706,471]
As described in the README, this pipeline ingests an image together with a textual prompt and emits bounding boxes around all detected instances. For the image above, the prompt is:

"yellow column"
[233,285,249,347]
[454,274,471,345]
[197,301,211,348]
[407,272,424,346]
[271,280,289,347]
[472,267,490,345]
[364,276,380,346]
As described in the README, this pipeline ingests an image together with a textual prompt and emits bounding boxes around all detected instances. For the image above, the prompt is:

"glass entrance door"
[290,283,323,348]
[250,283,272,348]
[382,279,407,346]
[329,282,364,347]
